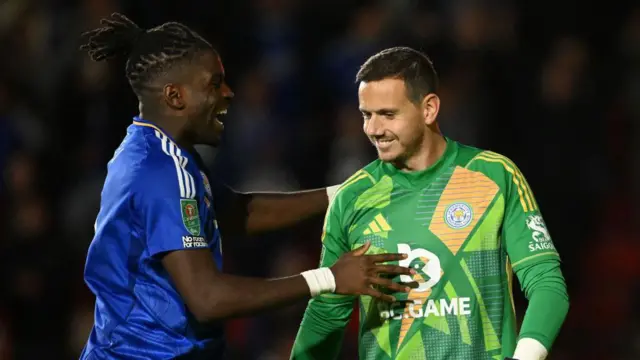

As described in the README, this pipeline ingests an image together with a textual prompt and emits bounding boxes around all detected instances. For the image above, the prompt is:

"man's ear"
[163,84,186,110]
[421,93,440,126]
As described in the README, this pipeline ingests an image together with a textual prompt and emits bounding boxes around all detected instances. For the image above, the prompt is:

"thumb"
[351,241,371,256]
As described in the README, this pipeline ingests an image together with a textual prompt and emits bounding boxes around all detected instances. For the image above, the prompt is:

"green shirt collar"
[380,137,458,188]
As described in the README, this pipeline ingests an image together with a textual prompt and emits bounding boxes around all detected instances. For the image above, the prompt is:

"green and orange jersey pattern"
[315,139,559,360]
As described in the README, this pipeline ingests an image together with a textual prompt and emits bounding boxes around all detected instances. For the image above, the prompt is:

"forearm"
[163,249,337,323]
[515,288,568,358]
[202,274,311,321]
[518,262,569,348]
[513,259,569,359]
[243,188,329,235]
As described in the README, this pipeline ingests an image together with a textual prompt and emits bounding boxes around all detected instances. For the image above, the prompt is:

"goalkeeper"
[291,47,569,360]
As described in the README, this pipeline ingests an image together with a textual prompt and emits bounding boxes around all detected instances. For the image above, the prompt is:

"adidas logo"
[363,214,392,238]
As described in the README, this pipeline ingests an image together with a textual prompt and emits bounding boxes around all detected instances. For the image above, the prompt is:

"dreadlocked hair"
[80,13,213,92]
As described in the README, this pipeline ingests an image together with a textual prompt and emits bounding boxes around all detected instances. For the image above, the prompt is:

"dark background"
[0,0,639,359]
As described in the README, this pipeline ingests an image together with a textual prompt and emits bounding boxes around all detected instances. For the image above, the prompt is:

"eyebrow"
[359,108,398,114]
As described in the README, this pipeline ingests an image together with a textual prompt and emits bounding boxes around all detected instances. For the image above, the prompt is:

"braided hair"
[80,13,213,92]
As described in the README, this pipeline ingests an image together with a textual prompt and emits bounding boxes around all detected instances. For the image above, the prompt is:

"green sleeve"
[500,160,568,351]
[501,163,559,271]
[514,258,569,350]
[290,195,355,360]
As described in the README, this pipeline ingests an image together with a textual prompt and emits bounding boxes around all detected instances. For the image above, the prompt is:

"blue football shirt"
[80,117,225,359]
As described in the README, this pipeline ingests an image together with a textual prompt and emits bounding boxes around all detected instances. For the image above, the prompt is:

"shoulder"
[329,159,388,214]
[123,130,198,201]
[455,144,539,213]
[103,127,149,196]
[457,144,525,190]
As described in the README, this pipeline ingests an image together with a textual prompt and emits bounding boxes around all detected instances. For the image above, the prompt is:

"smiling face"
[359,78,430,164]
[354,47,443,169]
[161,50,234,146]
[181,50,234,146]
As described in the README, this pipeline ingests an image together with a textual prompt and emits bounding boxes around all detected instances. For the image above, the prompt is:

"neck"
[393,131,447,172]
[139,104,194,151]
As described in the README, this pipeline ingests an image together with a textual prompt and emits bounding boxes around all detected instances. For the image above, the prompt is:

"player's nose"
[363,115,384,136]
[221,82,234,100]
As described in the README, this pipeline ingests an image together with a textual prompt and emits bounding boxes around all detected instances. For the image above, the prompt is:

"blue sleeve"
[135,159,207,257]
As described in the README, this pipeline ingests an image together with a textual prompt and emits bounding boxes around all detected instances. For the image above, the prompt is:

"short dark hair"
[356,47,439,104]
[80,13,213,93]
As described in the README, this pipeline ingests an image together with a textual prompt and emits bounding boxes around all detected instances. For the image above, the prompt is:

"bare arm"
[215,185,336,237]
[161,244,411,323]
[162,249,310,322]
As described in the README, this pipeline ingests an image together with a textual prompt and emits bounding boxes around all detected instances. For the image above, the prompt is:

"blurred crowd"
[1,0,639,359]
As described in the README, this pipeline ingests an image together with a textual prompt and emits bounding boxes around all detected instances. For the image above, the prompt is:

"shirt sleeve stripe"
[183,156,196,199]
[475,155,530,212]
[173,145,196,199]
[178,154,191,198]
[483,151,536,211]
[511,251,559,268]
[466,152,537,213]
[155,130,195,199]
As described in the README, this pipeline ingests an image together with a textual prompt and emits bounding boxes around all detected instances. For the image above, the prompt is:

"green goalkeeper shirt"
[291,138,569,360]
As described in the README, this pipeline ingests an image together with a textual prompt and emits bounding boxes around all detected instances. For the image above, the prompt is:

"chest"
[345,171,504,274]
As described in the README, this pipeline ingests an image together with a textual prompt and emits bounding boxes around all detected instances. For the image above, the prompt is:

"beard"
[370,130,425,165]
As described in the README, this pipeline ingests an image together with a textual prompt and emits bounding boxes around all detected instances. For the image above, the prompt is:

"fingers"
[350,241,371,256]
[372,264,414,276]
[364,288,396,303]
[368,277,411,293]
[111,12,127,20]
[366,253,408,263]
[101,19,120,27]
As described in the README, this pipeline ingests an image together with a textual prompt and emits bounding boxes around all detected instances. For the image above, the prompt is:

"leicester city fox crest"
[201,171,212,208]
[201,171,212,198]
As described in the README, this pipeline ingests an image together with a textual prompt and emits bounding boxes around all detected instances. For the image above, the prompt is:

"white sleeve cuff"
[512,337,548,360]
